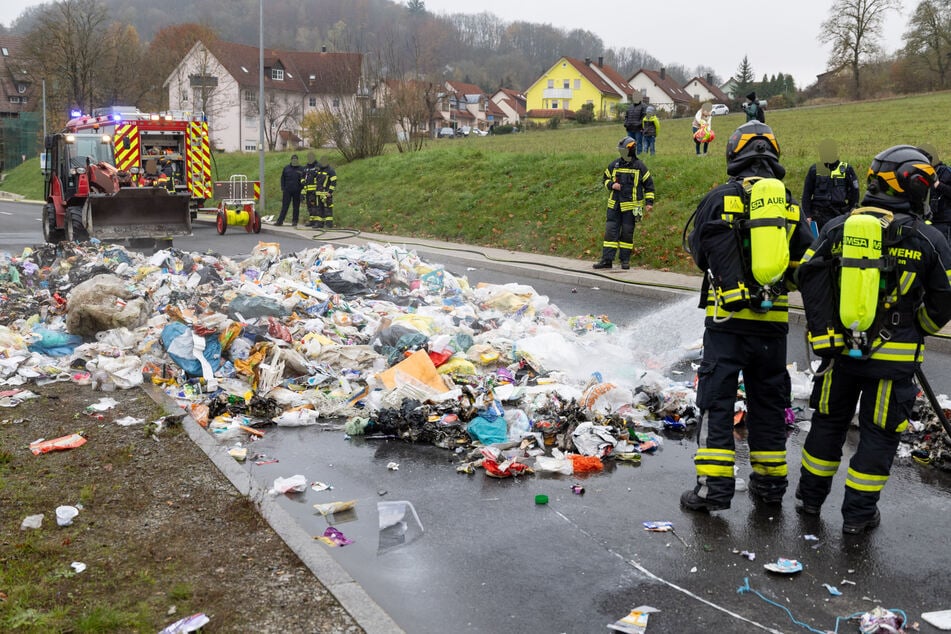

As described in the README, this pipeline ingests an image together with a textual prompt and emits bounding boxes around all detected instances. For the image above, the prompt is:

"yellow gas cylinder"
[839,213,883,355]
[225,204,251,227]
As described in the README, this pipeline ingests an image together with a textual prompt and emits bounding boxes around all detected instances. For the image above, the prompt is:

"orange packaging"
[568,454,604,473]
[189,402,210,427]
[30,433,87,455]
[238,425,265,438]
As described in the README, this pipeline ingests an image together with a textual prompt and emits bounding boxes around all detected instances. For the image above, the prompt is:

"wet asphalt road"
[5,203,951,633]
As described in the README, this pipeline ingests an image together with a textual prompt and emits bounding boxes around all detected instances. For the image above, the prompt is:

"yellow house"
[524,56,632,123]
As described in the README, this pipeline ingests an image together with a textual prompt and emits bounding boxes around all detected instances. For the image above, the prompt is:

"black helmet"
[725,121,783,178]
[862,145,936,215]
[618,136,636,160]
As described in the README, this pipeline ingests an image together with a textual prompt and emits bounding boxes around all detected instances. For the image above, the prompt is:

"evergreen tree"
[734,55,755,98]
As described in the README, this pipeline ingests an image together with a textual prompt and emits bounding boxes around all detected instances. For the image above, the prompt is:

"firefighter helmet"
[862,145,936,215]
[618,136,636,160]
[726,121,783,178]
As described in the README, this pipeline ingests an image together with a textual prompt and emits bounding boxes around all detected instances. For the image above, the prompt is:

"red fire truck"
[42,108,215,249]
[63,107,213,214]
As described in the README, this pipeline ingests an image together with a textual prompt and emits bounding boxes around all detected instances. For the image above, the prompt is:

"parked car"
[437,127,455,138]
[711,104,730,116]
[470,128,488,136]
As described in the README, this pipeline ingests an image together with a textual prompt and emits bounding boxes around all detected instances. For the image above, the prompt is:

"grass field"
[4,91,949,273]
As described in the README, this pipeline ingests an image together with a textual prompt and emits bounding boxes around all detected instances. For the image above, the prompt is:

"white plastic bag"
[535,455,574,475]
[269,474,307,495]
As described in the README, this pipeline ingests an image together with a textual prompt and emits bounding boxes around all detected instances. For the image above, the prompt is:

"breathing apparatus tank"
[747,178,790,309]
[839,212,885,357]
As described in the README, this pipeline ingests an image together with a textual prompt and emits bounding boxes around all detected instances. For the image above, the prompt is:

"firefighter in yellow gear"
[301,152,320,227]
[681,122,814,513]
[795,145,951,534]
[311,156,337,229]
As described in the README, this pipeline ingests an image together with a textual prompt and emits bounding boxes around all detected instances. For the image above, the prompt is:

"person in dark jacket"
[275,154,303,226]
[922,143,951,242]
[795,145,951,534]
[593,137,655,270]
[624,96,647,154]
[681,121,814,513]
[801,139,859,232]
[744,92,764,123]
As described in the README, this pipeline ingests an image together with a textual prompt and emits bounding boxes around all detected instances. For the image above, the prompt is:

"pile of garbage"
[0,240,947,475]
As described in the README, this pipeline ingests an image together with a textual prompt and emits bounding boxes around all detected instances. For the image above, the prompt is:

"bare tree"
[819,0,902,100]
[902,0,951,89]
[97,23,148,107]
[385,78,440,152]
[251,91,302,151]
[23,0,112,116]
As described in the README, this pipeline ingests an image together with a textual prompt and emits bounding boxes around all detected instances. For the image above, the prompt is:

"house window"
[1,47,8,56]
[245,144,258,151]
[271,68,284,81]
[244,90,255,102]
[17,84,27,94]
[551,101,558,109]
[574,79,581,90]
[547,79,554,89]
[332,98,340,108]
[8,96,24,104]
[309,97,316,107]
[641,88,647,97]
[563,80,569,89]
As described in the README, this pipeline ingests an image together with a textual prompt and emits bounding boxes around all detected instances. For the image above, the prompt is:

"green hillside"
[4,92,949,273]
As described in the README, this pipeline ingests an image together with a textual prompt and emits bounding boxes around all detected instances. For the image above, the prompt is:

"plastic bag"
[30,433,87,455]
[90,355,143,389]
[467,415,507,445]
[269,474,307,495]
[161,322,221,379]
[693,124,715,143]
[535,455,574,475]
[27,327,83,356]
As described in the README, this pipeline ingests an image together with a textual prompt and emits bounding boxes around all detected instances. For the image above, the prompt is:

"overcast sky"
[421,0,910,89]
[2,0,910,88]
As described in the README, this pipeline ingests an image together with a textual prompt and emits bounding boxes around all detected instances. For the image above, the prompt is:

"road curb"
[141,384,404,634]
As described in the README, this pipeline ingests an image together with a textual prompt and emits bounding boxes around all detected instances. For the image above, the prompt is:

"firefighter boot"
[680,489,730,512]
[592,260,612,270]
[842,508,881,534]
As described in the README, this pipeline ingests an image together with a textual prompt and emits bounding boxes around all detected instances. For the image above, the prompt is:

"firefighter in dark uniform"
[681,121,815,513]
[592,137,654,270]
[795,145,951,534]
[301,152,320,227]
[801,139,860,231]
[313,156,337,229]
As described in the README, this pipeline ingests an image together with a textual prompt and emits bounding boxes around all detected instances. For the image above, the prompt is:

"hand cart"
[213,175,261,235]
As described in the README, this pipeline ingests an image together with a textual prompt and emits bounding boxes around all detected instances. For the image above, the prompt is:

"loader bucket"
[83,187,192,241]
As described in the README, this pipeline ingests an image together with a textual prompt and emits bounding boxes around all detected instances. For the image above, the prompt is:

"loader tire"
[216,210,227,235]
[42,203,66,244]
[251,211,262,234]
[66,206,88,243]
